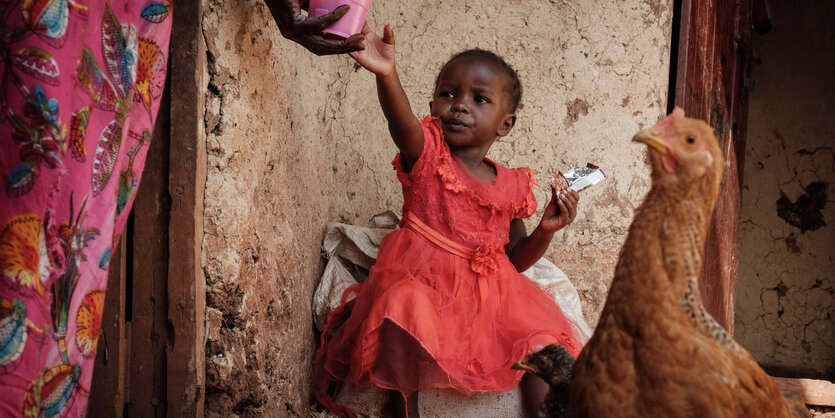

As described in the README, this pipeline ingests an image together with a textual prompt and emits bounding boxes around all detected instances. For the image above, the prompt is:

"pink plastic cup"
[308,0,373,38]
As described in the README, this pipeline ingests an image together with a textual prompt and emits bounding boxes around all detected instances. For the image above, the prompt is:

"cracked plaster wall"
[199,0,674,415]
[735,0,834,379]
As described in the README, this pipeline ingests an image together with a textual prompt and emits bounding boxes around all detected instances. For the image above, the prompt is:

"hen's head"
[633,107,724,193]
[512,344,575,387]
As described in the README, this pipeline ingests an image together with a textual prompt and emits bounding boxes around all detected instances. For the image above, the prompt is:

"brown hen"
[569,107,809,418]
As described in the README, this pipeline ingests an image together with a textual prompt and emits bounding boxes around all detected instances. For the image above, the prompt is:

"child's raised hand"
[349,24,396,77]
[540,188,579,233]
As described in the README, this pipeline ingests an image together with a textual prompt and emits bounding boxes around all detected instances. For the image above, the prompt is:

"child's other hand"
[540,188,579,233]
[349,24,396,77]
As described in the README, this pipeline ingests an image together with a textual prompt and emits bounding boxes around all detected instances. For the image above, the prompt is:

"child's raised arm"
[350,25,423,167]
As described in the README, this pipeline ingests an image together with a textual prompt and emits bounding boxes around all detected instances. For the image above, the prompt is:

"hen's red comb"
[655,106,685,131]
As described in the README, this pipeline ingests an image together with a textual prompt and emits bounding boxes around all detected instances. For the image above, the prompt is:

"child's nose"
[451,99,469,113]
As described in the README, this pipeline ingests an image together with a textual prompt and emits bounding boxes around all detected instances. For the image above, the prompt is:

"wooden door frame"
[671,0,753,334]
[167,0,206,414]
[90,0,206,415]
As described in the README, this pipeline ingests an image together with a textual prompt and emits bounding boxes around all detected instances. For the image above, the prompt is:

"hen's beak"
[634,128,679,173]
[512,359,534,373]
[632,129,672,155]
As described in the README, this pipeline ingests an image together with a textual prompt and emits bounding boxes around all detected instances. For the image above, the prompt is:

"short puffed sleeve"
[513,167,539,219]
[392,116,443,186]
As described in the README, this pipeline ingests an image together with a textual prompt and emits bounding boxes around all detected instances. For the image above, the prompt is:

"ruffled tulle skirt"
[315,227,583,415]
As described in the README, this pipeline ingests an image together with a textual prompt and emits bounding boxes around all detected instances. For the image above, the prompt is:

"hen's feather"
[569,108,808,418]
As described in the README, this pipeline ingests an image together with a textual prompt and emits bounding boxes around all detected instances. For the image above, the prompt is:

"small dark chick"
[513,344,576,418]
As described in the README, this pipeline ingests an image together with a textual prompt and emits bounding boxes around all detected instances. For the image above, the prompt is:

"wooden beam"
[129,74,171,417]
[89,234,127,416]
[168,0,206,415]
[773,377,835,407]
[673,0,752,335]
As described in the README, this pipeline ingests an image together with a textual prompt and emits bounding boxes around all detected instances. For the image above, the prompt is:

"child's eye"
[475,96,490,104]
[439,91,454,98]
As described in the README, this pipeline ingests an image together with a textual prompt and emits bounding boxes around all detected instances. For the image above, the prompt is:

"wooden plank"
[705,0,751,337]
[696,0,732,335]
[167,0,206,414]
[89,234,127,417]
[673,0,752,335]
[129,74,171,417]
[673,0,691,110]
[773,377,835,407]
[124,320,132,404]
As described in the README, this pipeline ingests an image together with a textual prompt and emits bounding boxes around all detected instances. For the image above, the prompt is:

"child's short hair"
[435,49,523,113]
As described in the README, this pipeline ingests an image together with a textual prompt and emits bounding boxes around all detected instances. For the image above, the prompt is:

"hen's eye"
[686,135,696,144]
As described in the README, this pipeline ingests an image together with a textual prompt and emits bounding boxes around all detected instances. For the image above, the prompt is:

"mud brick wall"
[735,0,834,379]
[199,0,674,414]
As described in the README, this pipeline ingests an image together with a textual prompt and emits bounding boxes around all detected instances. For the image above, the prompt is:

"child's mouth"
[445,118,468,130]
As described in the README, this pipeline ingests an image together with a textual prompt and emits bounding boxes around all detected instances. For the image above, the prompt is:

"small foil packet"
[549,163,606,194]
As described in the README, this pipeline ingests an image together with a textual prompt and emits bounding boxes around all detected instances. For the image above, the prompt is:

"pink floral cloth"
[0,1,171,415]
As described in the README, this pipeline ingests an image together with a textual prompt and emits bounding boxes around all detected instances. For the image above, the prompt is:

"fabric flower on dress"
[470,244,503,276]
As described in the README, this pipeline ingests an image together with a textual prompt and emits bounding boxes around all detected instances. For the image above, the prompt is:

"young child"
[315,23,584,418]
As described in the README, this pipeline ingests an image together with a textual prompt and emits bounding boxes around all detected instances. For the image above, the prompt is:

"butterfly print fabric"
[0,1,172,415]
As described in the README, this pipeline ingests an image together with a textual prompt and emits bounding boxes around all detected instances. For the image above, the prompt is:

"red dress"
[315,117,583,416]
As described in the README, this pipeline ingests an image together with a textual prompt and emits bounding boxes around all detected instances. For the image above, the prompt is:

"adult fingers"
[344,33,365,49]
[300,33,365,56]
[295,4,351,31]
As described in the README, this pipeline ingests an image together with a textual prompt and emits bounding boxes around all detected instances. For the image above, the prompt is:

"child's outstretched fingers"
[382,24,394,45]
[348,23,396,76]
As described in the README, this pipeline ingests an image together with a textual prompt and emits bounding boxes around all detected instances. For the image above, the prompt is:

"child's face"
[430,57,516,150]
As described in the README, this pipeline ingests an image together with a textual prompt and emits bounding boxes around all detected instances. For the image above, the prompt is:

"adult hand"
[540,188,579,233]
[265,0,365,55]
